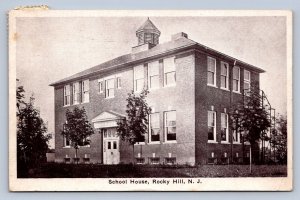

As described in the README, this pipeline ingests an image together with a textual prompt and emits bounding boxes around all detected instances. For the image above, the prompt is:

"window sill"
[233,142,241,145]
[220,87,230,91]
[134,142,145,146]
[148,141,160,145]
[221,141,230,144]
[79,145,91,148]
[207,140,218,144]
[163,141,177,144]
[63,105,70,107]
[232,91,241,94]
[207,84,218,88]
[105,96,115,99]
[63,146,71,148]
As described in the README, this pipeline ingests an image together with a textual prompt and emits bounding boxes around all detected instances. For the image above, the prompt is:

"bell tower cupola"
[136,18,161,46]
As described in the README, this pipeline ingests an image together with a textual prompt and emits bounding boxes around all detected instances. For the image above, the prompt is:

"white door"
[103,128,120,164]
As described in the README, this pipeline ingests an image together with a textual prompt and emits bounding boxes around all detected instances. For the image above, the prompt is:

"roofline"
[50,41,265,87]
[194,43,265,73]
[49,43,197,87]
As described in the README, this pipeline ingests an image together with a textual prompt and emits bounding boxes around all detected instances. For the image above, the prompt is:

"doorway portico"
[92,111,125,164]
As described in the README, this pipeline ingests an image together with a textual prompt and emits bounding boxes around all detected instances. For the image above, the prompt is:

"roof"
[136,18,161,34]
[50,37,265,86]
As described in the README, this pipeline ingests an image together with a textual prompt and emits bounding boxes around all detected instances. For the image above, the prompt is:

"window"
[134,65,144,93]
[148,61,159,89]
[82,79,89,103]
[63,85,71,106]
[207,57,216,86]
[105,78,115,98]
[244,70,251,95]
[221,113,229,142]
[72,82,80,104]
[80,136,90,147]
[164,111,176,141]
[117,77,121,89]
[220,61,229,89]
[233,130,240,143]
[163,57,176,86]
[149,113,160,142]
[113,141,117,149]
[108,141,111,149]
[232,66,240,92]
[208,111,216,142]
[98,79,104,93]
[63,124,71,147]
[145,33,153,43]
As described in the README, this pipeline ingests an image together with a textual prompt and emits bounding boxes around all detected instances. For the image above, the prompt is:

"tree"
[62,106,94,163]
[17,86,51,176]
[230,83,271,171]
[117,89,151,163]
[270,115,287,164]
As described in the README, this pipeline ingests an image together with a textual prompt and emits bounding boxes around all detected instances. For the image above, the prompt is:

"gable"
[91,111,125,123]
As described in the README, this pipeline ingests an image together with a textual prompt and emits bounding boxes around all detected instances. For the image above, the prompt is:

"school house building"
[50,18,264,165]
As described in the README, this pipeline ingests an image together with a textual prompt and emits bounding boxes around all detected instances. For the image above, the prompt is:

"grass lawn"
[22,163,287,178]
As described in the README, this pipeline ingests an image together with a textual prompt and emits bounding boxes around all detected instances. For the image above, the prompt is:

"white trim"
[82,79,89,103]
[163,141,177,144]
[133,65,145,93]
[164,110,177,142]
[105,78,115,98]
[148,141,161,145]
[163,57,176,87]
[232,66,240,93]
[220,113,229,143]
[207,110,217,142]
[244,69,251,96]
[220,61,229,90]
[134,142,145,146]
[149,113,160,143]
[207,84,218,88]
[207,56,217,87]
[148,60,160,90]
[207,141,218,144]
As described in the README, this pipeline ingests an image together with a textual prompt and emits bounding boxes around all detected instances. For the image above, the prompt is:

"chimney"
[171,32,188,40]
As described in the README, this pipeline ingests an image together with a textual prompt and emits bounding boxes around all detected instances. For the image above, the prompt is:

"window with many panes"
[72,82,80,104]
[149,113,160,142]
[163,57,176,87]
[98,79,104,93]
[63,85,71,106]
[134,65,144,93]
[232,66,240,92]
[105,78,115,98]
[207,57,216,86]
[117,77,121,89]
[233,130,240,143]
[208,111,216,142]
[82,80,89,103]
[221,113,229,142]
[220,61,229,89]
[63,124,71,147]
[164,111,176,142]
[148,61,159,90]
[244,70,251,95]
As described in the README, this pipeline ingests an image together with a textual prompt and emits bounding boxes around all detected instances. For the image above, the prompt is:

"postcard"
[9,9,293,191]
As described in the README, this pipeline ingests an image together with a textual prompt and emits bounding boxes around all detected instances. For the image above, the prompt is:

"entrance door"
[103,128,120,164]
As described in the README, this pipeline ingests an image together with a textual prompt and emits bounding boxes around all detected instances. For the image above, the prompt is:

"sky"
[15,15,287,148]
